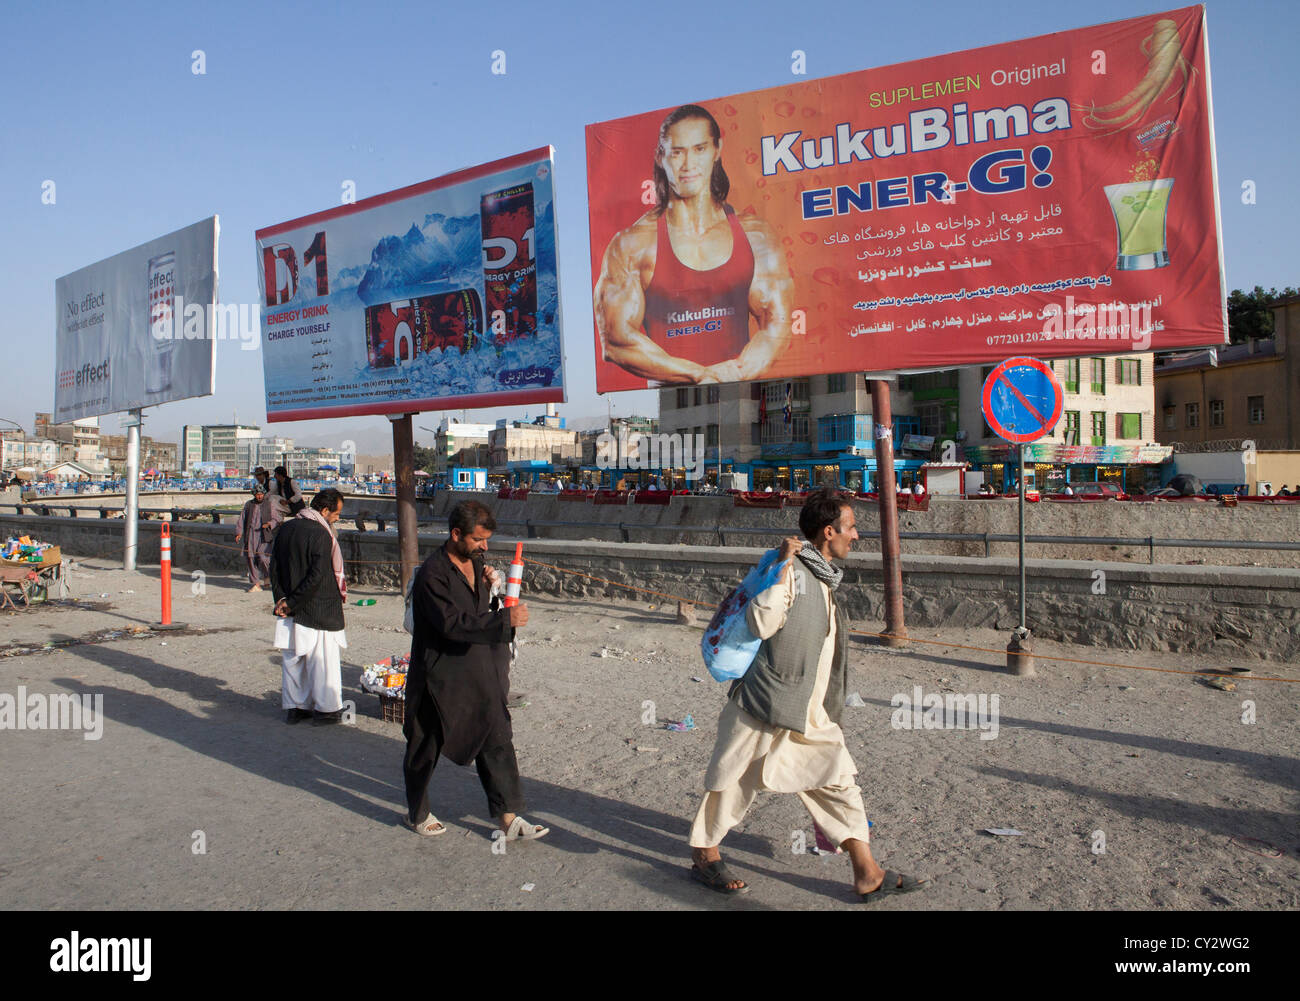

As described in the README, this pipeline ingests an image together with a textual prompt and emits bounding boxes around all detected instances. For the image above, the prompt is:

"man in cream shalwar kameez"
[688,489,923,900]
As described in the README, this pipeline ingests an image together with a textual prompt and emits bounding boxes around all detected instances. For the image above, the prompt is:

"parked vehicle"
[1051,482,1128,500]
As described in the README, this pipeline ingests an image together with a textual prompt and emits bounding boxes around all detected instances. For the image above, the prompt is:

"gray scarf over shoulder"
[798,542,843,590]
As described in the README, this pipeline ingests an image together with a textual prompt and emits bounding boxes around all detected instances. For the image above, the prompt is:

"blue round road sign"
[981,357,1064,444]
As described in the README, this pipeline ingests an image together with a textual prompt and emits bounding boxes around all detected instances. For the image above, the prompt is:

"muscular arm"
[594,227,710,384]
[733,218,794,381]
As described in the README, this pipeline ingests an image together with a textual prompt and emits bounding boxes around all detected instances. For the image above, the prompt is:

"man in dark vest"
[687,488,924,901]
[273,465,306,515]
[401,500,546,840]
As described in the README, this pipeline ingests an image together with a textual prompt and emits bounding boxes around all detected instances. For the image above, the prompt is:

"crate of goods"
[3,537,61,567]
[360,654,410,724]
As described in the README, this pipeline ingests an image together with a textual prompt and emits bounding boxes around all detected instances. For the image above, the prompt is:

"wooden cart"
[0,546,62,611]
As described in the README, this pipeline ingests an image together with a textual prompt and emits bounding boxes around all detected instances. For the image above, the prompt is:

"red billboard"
[585,5,1224,391]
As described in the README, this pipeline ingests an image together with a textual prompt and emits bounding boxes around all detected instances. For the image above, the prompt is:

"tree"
[1227,285,1297,344]
[412,445,439,474]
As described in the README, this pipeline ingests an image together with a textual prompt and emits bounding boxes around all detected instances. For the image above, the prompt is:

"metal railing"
[3,505,1298,565]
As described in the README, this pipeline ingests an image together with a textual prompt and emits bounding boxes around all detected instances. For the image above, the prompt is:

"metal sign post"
[1018,442,1026,631]
[123,409,142,570]
[980,358,1065,677]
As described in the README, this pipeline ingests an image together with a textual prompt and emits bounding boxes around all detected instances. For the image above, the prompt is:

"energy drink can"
[365,301,414,368]
[146,251,176,394]
[481,182,537,349]
[365,289,484,368]
[414,289,482,355]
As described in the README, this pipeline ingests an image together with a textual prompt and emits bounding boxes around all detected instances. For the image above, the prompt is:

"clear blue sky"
[1,0,1294,452]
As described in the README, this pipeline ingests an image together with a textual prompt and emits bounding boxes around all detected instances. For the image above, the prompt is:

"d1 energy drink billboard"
[585,5,1225,391]
[54,217,219,420]
[255,147,564,422]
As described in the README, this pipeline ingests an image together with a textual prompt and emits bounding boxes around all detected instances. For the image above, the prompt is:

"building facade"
[653,354,1162,493]
[203,425,262,473]
[23,413,107,475]
[1,436,60,472]
[434,420,496,474]
[283,446,341,479]
[657,374,927,491]
[1154,321,1297,453]
[181,425,205,472]
[99,434,178,474]
[959,352,1165,493]
[248,436,296,473]
[489,421,579,469]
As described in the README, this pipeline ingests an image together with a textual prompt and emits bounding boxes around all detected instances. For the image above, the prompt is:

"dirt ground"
[1,551,1296,911]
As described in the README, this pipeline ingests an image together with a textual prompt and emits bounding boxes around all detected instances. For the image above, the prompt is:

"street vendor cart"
[0,545,62,610]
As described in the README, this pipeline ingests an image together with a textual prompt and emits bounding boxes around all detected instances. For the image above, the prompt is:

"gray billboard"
[54,216,219,420]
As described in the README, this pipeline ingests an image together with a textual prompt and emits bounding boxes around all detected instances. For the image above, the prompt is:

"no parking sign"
[981,358,1064,444]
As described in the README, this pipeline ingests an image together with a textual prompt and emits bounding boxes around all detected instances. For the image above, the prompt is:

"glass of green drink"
[1103,178,1174,270]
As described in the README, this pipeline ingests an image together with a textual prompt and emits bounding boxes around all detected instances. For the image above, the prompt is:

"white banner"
[54,217,219,420]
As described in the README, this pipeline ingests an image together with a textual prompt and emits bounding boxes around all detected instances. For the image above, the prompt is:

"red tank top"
[643,205,754,367]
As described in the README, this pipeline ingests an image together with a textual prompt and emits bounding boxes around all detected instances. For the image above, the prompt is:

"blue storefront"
[731,414,929,491]
[963,443,1175,494]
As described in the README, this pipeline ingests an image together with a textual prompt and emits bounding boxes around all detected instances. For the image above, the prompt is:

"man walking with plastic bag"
[687,488,924,901]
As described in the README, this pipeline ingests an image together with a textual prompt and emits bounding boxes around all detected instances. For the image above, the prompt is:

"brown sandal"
[691,859,749,894]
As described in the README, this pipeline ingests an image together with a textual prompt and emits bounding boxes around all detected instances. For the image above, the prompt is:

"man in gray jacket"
[687,488,923,901]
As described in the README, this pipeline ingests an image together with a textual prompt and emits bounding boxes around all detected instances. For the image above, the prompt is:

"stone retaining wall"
[9,489,1298,567]
[5,514,1297,662]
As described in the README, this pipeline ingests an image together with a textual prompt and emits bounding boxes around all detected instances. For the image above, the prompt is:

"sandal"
[404,814,447,837]
[690,859,749,895]
[504,815,550,841]
[859,869,924,902]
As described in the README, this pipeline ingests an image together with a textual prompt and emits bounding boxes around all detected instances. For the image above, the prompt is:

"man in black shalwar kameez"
[402,500,548,841]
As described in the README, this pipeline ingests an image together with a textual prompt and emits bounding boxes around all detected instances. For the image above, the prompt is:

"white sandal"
[404,814,447,837]
[504,816,550,841]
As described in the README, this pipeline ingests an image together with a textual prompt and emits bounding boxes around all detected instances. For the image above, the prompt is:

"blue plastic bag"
[700,548,791,682]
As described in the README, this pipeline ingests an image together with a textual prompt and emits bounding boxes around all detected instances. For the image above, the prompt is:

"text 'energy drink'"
[481,182,537,350]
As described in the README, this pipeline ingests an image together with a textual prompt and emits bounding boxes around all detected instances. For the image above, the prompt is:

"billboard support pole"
[124,409,142,571]
[391,413,419,595]
[867,379,907,647]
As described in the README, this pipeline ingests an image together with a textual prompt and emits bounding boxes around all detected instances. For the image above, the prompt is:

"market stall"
[1,536,62,610]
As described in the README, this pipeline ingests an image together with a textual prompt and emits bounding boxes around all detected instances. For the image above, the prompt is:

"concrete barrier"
[5,513,1297,662]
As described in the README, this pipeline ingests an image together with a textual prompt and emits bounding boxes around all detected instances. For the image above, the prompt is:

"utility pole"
[390,413,419,593]
[867,378,907,646]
